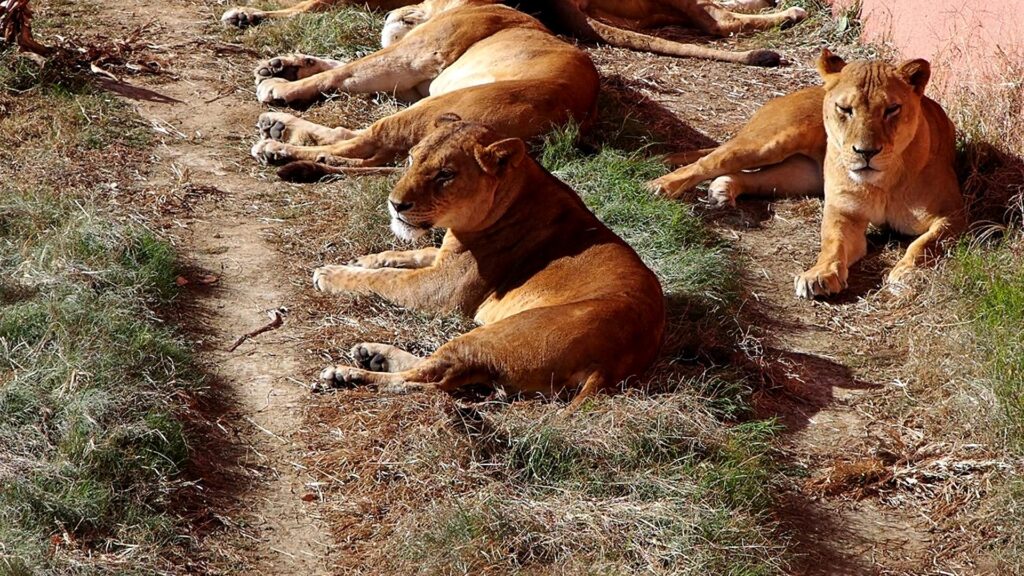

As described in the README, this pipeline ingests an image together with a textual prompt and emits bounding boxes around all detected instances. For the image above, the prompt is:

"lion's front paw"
[255,77,291,105]
[221,7,266,28]
[255,54,323,83]
[312,264,360,293]
[708,175,740,207]
[251,138,295,165]
[884,261,921,297]
[794,262,847,299]
[646,176,682,198]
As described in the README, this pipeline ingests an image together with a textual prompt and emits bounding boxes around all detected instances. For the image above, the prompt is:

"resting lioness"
[225,0,803,66]
[249,4,599,180]
[314,117,666,408]
[648,49,965,299]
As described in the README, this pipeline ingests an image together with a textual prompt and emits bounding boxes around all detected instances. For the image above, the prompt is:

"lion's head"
[817,48,931,184]
[381,6,427,47]
[381,1,497,47]
[386,114,526,240]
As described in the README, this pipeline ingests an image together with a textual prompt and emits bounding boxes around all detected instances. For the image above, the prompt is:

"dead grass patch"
[0,34,203,576]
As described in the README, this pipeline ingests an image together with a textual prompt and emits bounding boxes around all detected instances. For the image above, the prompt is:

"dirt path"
[88,1,334,572]
[724,202,936,574]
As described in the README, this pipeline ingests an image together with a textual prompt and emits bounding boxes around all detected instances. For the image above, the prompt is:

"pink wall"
[830,0,1024,88]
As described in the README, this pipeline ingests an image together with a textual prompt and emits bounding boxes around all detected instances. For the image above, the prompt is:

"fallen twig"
[1,0,53,56]
[227,307,287,352]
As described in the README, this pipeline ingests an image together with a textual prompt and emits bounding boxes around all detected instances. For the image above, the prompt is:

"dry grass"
[0,40,202,576]
[304,392,786,575]
[863,54,1024,571]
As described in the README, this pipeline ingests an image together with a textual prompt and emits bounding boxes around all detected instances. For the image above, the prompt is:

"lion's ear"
[434,113,463,129]
[897,58,931,95]
[475,138,526,175]
[816,48,847,79]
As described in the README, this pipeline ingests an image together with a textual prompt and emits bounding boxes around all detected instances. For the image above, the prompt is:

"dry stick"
[227,308,286,352]
[1,0,54,56]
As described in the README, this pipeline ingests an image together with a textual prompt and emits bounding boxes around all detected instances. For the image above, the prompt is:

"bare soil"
[76,0,338,572]
[65,1,1003,573]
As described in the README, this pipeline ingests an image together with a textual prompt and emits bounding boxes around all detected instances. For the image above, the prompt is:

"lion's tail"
[277,161,400,183]
[573,14,782,67]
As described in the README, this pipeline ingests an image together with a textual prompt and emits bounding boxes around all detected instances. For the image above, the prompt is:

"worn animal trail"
[88,0,334,572]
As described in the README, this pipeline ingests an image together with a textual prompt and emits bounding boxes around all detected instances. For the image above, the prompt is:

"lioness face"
[817,49,931,184]
[386,118,526,240]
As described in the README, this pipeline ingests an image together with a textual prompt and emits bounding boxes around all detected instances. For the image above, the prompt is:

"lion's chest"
[830,183,938,236]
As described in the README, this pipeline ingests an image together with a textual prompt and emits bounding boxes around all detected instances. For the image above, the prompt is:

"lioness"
[648,49,965,299]
[249,4,599,180]
[314,117,666,408]
[225,0,804,66]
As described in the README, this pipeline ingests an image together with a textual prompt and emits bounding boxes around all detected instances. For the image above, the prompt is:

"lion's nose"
[852,145,881,162]
[390,200,413,213]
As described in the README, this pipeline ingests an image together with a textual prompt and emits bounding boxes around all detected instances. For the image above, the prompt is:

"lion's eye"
[434,168,455,185]
[836,104,853,115]
[885,104,902,117]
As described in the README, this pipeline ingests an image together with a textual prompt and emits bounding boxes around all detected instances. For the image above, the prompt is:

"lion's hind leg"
[350,248,440,269]
[648,138,800,200]
[717,0,776,13]
[318,355,485,395]
[254,54,347,83]
[223,0,343,28]
[648,117,823,200]
[351,343,424,373]
[708,154,823,206]
[688,2,807,36]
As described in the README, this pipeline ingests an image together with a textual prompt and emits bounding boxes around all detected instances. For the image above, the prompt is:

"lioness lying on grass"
[314,117,666,409]
[250,4,599,181]
[226,0,804,66]
[648,49,965,299]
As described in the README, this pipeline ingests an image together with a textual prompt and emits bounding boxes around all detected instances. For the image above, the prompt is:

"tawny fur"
[314,118,666,410]
[221,0,413,28]
[224,0,804,66]
[249,5,599,179]
[648,49,965,299]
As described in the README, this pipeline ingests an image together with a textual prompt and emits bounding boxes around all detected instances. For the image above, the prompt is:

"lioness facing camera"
[648,49,965,299]
[314,117,666,409]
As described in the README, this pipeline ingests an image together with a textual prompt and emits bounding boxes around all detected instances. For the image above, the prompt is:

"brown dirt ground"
[53,0,1014,573]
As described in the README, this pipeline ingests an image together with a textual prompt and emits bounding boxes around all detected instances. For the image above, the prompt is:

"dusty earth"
[64,0,999,573]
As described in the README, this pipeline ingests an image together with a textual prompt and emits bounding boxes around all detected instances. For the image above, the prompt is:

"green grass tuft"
[385,397,786,575]
[0,190,195,572]
[949,242,1024,449]
[0,43,194,572]
[540,126,738,306]
[233,7,385,58]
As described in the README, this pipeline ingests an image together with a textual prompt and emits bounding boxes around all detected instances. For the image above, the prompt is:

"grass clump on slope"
[0,49,197,575]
